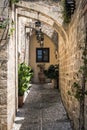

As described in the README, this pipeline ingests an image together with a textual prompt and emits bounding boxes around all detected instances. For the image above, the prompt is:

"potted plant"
[44,64,59,88]
[37,64,45,83]
[18,62,33,107]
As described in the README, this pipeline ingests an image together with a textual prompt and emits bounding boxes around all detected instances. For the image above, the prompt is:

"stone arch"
[25,19,58,47]
[15,0,67,83]
[15,1,68,44]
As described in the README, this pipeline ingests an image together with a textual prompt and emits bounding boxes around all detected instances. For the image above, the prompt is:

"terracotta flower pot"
[18,96,24,107]
[38,72,45,83]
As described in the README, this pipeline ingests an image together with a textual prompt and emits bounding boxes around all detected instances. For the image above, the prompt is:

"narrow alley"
[0,0,87,130]
[12,83,72,130]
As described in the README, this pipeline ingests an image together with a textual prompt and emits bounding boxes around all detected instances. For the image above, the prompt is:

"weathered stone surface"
[0,50,7,58]
[0,70,7,80]
[0,106,7,115]
[0,40,8,51]
[0,0,87,130]
[0,29,4,36]
[0,124,7,130]
[0,90,7,105]
[0,60,7,67]
[0,2,9,130]
[0,80,7,89]
[58,1,86,129]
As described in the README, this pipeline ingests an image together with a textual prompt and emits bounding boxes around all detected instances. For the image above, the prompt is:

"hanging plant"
[11,0,19,3]
[9,0,19,7]
[0,17,9,29]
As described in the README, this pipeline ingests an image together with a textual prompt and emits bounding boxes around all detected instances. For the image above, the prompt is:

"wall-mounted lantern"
[67,0,76,14]
[35,12,44,47]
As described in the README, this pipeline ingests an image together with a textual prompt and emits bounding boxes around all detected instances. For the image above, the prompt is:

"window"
[36,48,49,62]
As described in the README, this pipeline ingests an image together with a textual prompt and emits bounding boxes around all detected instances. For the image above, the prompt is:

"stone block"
[0,29,4,37]
[0,80,7,89]
[0,40,8,51]
[0,91,7,105]
[0,50,7,59]
[0,124,7,130]
[0,106,7,115]
[0,70,7,80]
[0,60,7,70]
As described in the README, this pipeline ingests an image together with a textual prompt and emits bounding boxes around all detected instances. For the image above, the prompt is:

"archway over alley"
[0,0,87,130]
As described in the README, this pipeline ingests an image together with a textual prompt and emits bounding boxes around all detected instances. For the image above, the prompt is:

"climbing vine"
[68,37,87,100]
[68,28,87,130]
[8,20,15,36]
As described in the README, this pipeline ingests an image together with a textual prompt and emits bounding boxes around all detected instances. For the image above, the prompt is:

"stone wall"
[7,7,16,130]
[0,28,8,130]
[7,10,16,130]
[0,2,17,129]
[83,1,87,129]
[59,0,87,129]
[0,1,8,129]
[0,0,87,130]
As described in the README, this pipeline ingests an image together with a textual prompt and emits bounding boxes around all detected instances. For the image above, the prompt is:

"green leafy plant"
[18,62,33,96]
[9,0,19,7]
[44,64,59,80]
[11,0,19,3]
[0,18,9,28]
[8,20,15,36]
[8,28,15,36]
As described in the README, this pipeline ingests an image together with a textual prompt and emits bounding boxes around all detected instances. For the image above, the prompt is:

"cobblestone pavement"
[12,83,72,130]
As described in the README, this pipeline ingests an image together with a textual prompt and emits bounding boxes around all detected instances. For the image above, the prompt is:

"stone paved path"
[12,83,72,130]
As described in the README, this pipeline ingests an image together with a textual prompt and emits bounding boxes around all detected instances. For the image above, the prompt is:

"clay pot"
[38,72,45,83]
[18,96,24,107]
